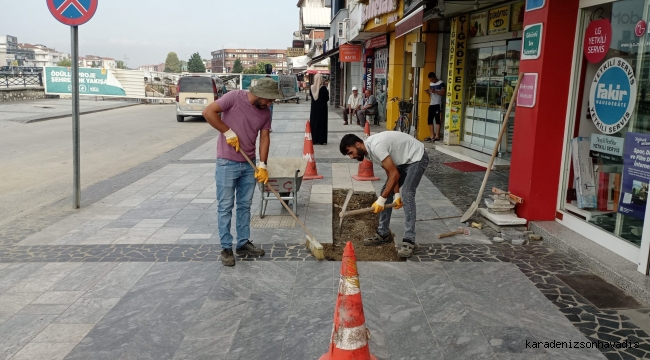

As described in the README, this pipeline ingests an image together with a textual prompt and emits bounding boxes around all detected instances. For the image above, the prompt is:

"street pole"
[71,26,80,209]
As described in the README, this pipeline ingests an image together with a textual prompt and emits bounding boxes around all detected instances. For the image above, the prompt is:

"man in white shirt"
[339,132,429,258]
[343,87,361,125]
[424,72,445,142]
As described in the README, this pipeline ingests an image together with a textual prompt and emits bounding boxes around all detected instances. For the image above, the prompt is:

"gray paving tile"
[480,326,546,355]
[0,314,57,359]
[0,291,42,313]
[186,300,248,339]
[430,316,494,360]
[411,273,469,323]
[84,263,154,298]
[54,297,120,324]
[0,263,47,293]
[172,336,233,360]
[31,323,94,343]
[53,263,118,291]
[32,291,84,305]
[378,304,441,359]
[294,261,334,288]
[281,300,331,360]
[10,342,77,360]
[227,301,290,360]
[7,263,81,293]
[19,304,71,315]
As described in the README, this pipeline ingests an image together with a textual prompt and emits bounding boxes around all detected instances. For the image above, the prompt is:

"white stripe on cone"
[332,324,370,350]
[338,276,360,296]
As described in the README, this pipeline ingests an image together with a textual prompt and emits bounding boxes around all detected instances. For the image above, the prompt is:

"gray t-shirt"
[429,81,445,106]
[363,94,378,113]
[364,131,425,166]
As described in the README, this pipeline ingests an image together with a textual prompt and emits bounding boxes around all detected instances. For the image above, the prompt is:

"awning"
[395,6,424,38]
[302,7,331,28]
[308,48,339,66]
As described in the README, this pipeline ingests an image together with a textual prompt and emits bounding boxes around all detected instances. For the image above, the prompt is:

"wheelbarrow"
[258,158,308,218]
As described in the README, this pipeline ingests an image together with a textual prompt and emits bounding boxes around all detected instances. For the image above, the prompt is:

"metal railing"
[0,73,43,88]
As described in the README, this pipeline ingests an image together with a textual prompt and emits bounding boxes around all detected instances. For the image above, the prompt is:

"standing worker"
[339,131,429,258]
[309,73,329,145]
[424,72,445,142]
[202,77,283,267]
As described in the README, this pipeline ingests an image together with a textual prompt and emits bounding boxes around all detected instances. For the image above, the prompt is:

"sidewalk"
[0,101,647,359]
[0,98,138,124]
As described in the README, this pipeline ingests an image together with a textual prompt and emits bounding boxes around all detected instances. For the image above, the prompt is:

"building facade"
[210,49,288,73]
[0,35,35,66]
[78,55,116,69]
[18,44,69,67]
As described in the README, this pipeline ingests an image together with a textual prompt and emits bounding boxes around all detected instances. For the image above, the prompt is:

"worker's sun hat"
[250,77,283,100]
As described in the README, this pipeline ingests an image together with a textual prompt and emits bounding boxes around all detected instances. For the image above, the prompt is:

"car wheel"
[176,115,184,122]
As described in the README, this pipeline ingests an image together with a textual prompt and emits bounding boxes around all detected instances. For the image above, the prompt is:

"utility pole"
[123,55,129,69]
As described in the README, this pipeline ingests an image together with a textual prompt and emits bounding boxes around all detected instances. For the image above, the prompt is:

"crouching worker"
[202,77,282,266]
[339,132,429,258]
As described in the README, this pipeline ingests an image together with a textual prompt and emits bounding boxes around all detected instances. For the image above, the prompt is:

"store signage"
[444,15,468,146]
[365,35,388,49]
[395,6,425,38]
[362,0,398,24]
[293,40,305,48]
[511,2,525,31]
[339,44,362,62]
[521,23,543,60]
[469,12,487,38]
[488,6,510,35]
[525,0,545,12]
[583,19,612,64]
[287,48,305,57]
[590,134,624,157]
[618,132,650,220]
[517,73,538,108]
[365,56,373,91]
[374,48,388,79]
[589,57,637,134]
[636,20,647,37]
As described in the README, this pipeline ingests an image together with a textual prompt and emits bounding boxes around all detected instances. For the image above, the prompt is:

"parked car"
[175,76,218,122]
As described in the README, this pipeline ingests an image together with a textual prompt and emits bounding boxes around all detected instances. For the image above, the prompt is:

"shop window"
[562,0,649,246]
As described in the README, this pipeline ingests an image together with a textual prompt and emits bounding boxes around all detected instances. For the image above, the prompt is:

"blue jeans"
[216,158,256,250]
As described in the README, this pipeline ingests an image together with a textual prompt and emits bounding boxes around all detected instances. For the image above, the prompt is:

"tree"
[187,52,206,73]
[91,60,97,68]
[57,58,72,67]
[164,52,181,73]
[232,58,244,73]
[116,60,127,69]
[242,61,272,74]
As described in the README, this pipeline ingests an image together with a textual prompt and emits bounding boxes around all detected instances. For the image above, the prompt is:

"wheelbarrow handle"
[238,149,316,239]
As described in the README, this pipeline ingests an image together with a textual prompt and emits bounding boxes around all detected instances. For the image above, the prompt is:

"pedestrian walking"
[356,89,378,127]
[309,73,329,145]
[339,131,429,258]
[343,87,361,125]
[202,77,283,267]
[424,72,445,142]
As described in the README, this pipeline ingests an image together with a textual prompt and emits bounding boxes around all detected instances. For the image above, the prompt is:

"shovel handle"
[439,230,462,239]
[340,203,397,217]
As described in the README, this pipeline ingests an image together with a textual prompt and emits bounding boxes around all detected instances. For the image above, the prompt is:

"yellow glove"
[393,193,403,210]
[224,129,240,152]
[371,196,387,213]
[255,162,269,184]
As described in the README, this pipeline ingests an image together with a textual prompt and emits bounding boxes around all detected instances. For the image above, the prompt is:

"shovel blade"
[460,201,478,223]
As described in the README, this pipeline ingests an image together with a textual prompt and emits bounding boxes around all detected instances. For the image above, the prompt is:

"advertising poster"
[589,57,637,134]
[44,67,126,97]
[511,2,525,31]
[618,132,650,219]
[444,15,469,145]
[469,12,487,38]
[488,6,510,35]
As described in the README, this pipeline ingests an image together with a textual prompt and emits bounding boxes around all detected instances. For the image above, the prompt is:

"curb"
[18,103,140,124]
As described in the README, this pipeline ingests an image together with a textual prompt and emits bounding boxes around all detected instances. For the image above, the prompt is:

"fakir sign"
[362,0,398,24]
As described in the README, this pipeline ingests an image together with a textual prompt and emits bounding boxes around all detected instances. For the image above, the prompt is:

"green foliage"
[91,61,97,68]
[242,62,272,74]
[116,60,127,69]
[164,52,181,73]
[187,52,206,73]
[232,58,244,73]
[57,58,72,67]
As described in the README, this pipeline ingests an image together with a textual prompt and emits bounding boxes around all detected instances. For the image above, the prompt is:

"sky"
[0,0,299,67]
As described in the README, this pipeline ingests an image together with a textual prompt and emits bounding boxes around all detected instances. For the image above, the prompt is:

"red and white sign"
[583,19,612,64]
[339,44,362,62]
[636,20,647,37]
[47,0,98,26]
[517,73,538,108]
[365,35,388,49]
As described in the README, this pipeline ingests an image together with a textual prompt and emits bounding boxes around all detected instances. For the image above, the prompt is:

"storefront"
[506,0,650,274]
[447,2,525,157]
[365,35,390,122]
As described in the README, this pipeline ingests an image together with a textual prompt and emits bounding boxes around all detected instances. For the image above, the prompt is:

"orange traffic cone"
[303,121,324,180]
[320,242,377,360]
[352,121,379,181]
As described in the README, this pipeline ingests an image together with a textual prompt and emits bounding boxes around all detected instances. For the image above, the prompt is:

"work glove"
[392,193,403,210]
[255,162,269,184]
[224,128,240,152]
[371,196,387,214]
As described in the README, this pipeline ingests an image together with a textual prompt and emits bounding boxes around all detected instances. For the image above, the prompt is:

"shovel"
[339,203,398,232]
[460,72,523,223]
[438,227,470,239]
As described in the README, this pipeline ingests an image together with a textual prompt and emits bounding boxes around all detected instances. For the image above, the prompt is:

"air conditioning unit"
[337,22,347,41]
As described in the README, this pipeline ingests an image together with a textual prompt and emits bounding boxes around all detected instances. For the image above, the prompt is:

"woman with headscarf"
[309,73,329,145]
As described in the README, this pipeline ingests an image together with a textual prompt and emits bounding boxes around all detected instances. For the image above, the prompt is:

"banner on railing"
[44,67,126,96]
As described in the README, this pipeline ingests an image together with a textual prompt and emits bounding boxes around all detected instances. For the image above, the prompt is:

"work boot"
[236,241,266,257]
[398,241,416,258]
[363,231,393,246]
[221,249,235,267]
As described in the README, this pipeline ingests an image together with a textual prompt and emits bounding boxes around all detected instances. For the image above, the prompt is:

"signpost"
[47,0,98,209]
